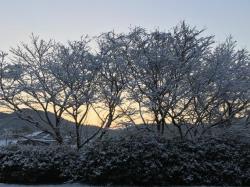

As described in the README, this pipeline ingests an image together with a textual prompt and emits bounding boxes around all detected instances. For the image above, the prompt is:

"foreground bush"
[82,135,250,186]
[0,135,250,185]
[0,145,84,183]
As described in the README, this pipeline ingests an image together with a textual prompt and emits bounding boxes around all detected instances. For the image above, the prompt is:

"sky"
[0,0,250,51]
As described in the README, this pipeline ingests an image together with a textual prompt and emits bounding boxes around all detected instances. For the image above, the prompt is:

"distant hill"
[0,112,35,135]
[0,109,101,137]
[0,109,249,145]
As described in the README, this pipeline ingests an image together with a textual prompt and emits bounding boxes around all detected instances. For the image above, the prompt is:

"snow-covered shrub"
[83,135,250,186]
[0,145,83,183]
[0,135,249,185]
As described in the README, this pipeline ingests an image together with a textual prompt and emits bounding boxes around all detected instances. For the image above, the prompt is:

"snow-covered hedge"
[83,135,250,186]
[0,135,250,185]
[0,145,84,183]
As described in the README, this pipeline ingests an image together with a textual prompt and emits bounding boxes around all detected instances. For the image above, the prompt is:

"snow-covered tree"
[49,37,100,148]
[0,22,249,143]
[2,35,69,143]
[167,36,250,138]
[193,37,250,136]
[0,51,23,111]
[161,22,214,138]
[125,22,213,136]
[94,31,131,138]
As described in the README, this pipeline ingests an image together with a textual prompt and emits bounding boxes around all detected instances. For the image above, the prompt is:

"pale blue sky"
[0,0,250,50]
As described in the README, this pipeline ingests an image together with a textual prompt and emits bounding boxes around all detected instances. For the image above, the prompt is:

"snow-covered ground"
[0,184,88,187]
[0,184,137,187]
[0,139,17,147]
[0,131,56,147]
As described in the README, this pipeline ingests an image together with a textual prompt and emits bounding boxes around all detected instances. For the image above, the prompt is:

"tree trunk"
[99,113,113,139]
[154,112,161,134]
[75,125,80,149]
[172,118,183,139]
[54,127,63,144]
[160,117,165,135]
[226,101,233,126]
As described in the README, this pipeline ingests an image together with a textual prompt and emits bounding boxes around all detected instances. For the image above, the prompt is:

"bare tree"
[125,22,213,136]
[2,35,71,144]
[49,37,101,149]
[0,51,23,112]
[94,31,130,138]
[162,22,214,138]
[194,37,250,137]
[0,23,249,144]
